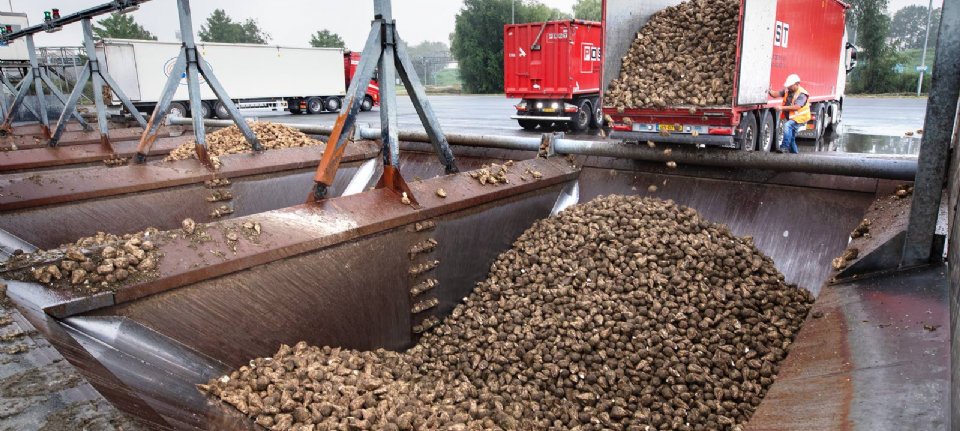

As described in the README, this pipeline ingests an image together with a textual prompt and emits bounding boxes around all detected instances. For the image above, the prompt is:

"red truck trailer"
[504,19,603,132]
[344,51,380,112]
[602,0,857,150]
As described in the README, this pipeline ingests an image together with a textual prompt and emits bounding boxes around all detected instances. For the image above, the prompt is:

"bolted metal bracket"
[376,165,420,208]
[538,132,564,158]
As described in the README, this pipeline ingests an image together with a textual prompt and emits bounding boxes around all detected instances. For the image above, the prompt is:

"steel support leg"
[99,71,146,128]
[902,0,960,266]
[89,63,113,153]
[37,70,90,130]
[198,59,261,151]
[379,23,400,168]
[393,28,458,173]
[25,36,50,138]
[49,66,91,146]
[134,51,185,161]
[312,23,382,199]
[184,47,210,166]
[0,73,39,121]
[0,70,35,132]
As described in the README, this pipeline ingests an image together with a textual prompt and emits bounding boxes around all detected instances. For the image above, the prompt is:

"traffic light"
[44,11,52,22]
[52,9,61,19]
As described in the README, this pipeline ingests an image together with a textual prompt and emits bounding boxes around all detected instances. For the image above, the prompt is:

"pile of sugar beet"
[606,0,740,109]
[202,196,813,431]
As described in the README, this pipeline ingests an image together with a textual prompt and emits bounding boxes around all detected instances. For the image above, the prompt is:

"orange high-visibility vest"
[783,86,811,123]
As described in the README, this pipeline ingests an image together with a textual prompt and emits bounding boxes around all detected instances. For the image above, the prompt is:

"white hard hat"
[784,74,801,87]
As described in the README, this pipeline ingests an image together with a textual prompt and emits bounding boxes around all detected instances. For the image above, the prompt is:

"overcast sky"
[5,0,940,49]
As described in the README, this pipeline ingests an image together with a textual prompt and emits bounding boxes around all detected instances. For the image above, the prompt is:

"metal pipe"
[170,117,916,180]
[554,139,918,180]
[902,0,960,266]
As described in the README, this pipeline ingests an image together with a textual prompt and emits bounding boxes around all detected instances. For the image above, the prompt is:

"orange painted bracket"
[376,164,420,208]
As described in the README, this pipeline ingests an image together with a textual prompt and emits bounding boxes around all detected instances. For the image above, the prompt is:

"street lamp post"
[917,0,934,96]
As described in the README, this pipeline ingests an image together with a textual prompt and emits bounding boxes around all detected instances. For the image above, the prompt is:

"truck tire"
[590,99,603,129]
[360,96,374,112]
[214,101,232,120]
[737,112,758,151]
[199,101,213,119]
[813,104,826,139]
[758,109,775,152]
[828,101,841,132]
[324,97,342,112]
[167,102,188,118]
[306,97,324,115]
[571,99,591,132]
[518,119,538,130]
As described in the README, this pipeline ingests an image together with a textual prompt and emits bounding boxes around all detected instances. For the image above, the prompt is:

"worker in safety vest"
[768,74,811,154]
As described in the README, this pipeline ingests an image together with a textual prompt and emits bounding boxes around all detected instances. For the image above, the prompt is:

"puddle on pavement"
[810,131,922,155]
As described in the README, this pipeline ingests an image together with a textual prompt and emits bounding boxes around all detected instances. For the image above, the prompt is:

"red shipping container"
[504,20,602,100]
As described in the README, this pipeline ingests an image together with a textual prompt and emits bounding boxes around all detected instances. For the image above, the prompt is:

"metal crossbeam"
[0,0,148,43]
[134,0,260,167]
[312,0,458,201]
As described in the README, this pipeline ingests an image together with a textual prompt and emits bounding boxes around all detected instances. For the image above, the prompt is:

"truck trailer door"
[99,42,142,102]
[736,0,777,105]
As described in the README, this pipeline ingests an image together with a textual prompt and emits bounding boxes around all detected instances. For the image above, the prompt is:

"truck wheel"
[590,101,603,129]
[199,102,213,119]
[828,102,841,131]
[214,101,232,120]
[324,97,342,112]
[518,119,538,130]
[306,97,324,115]
[360,96,374,112]
[571,99,591,132]
[167,102,187,118]
[758,109,775,152]
[814,104,826,139]
[737,113,758,151]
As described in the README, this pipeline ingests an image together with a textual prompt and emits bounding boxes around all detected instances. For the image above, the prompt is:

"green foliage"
[309,30,346,48]
[198,9,270,44]
[406,41,450,58]
[572,0,602,21]
[846,0,896,93]
[434,68,462,87]
[92,13,156,40]
[451,0,568,93]
[889,5,940,50]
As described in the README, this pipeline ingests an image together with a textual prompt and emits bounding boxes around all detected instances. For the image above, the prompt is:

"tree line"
[847,0,941,94]
[92,9,346,48]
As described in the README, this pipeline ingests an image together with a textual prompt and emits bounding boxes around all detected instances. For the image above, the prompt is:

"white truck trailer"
[0,12,30,63]
[96,39,347,118]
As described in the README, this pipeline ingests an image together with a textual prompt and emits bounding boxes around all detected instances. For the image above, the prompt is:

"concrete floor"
[245,95,928,155]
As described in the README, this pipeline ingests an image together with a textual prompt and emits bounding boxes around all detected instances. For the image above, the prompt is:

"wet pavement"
[247,94,927,155]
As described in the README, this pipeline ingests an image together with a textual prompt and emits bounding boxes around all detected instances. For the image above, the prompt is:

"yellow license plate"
[659,123,679,132]
[542,108,557,113]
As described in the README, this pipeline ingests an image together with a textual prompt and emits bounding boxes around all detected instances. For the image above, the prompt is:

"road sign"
[916,65,928,72]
